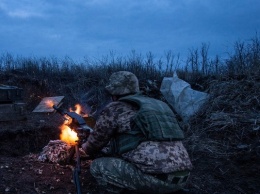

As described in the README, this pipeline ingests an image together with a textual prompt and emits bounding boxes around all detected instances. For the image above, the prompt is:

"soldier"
[82,71,193,194]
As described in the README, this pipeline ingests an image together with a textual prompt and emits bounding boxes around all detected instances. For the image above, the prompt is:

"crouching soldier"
[82,71,193,194]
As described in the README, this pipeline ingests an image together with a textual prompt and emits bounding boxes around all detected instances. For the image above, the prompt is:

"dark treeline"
[1,35,260,79]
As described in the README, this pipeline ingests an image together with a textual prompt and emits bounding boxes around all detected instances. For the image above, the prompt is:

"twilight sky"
[0,0,260,62]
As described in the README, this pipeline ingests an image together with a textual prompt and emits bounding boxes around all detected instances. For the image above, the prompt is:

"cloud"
[84,0,111,6]
[47,33,62,40]
[0,0,47,19]
[0,0,259,62]
[7,10,44,19]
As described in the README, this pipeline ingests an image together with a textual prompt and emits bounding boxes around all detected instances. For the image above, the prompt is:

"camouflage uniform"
[84,101,192,193]
[91,157,190,194]
[83,71,193,193]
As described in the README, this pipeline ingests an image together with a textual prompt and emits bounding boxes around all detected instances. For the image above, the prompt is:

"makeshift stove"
[0,84,26,122]
[33,96,95,165]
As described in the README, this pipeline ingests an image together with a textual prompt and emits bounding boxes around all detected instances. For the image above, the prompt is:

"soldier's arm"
[83,103,118,155]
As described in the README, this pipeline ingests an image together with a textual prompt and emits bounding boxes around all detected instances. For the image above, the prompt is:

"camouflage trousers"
[90,157,189,194]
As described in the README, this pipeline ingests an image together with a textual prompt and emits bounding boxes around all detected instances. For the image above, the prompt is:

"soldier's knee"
[90,157,116,177]
[90,157,103,177]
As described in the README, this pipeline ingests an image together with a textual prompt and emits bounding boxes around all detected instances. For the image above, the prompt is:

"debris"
[38,140,73,164]
[237,144,249,149]
[5,187,10,192]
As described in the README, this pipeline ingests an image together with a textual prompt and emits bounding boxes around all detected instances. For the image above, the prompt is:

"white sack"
[160,72,209,122]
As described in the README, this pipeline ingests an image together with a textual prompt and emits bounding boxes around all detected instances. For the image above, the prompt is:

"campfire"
[33,97,87,145]
[33,96,93,164]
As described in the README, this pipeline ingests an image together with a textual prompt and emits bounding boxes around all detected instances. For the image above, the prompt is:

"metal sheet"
[33,96,64,113]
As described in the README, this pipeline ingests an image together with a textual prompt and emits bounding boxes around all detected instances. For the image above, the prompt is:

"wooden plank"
[32,96,64,113]
[0,113,26,122]
[0,84,23,102]
[0,103,26,121]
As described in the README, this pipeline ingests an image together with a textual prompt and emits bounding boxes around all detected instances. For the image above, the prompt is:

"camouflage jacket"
[85,100,193,174]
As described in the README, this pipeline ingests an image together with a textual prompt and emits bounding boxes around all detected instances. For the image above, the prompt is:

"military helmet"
[105,71,140,95]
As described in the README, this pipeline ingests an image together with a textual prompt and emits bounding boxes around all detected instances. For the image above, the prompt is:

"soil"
[1,109,259,194]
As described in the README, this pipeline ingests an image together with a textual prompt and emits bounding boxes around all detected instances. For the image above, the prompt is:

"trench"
[0,113,62,156]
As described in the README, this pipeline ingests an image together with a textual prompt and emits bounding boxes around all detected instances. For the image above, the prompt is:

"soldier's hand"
[81,142,88,152]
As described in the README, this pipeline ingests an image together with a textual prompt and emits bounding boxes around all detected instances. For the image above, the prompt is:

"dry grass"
[184,77,260,158]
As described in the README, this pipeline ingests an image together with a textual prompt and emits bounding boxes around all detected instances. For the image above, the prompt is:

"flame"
[59,104,83,145]
[60,124,78,145]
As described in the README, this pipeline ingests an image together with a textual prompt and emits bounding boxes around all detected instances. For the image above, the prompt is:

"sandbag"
[160,72,209,122]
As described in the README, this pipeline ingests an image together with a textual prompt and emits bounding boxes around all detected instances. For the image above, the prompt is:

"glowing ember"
[45,100,54,108]
[59,104,83,145]
[70,104,81,114]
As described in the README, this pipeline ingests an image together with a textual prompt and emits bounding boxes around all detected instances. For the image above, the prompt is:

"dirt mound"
[184,77,260,194]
